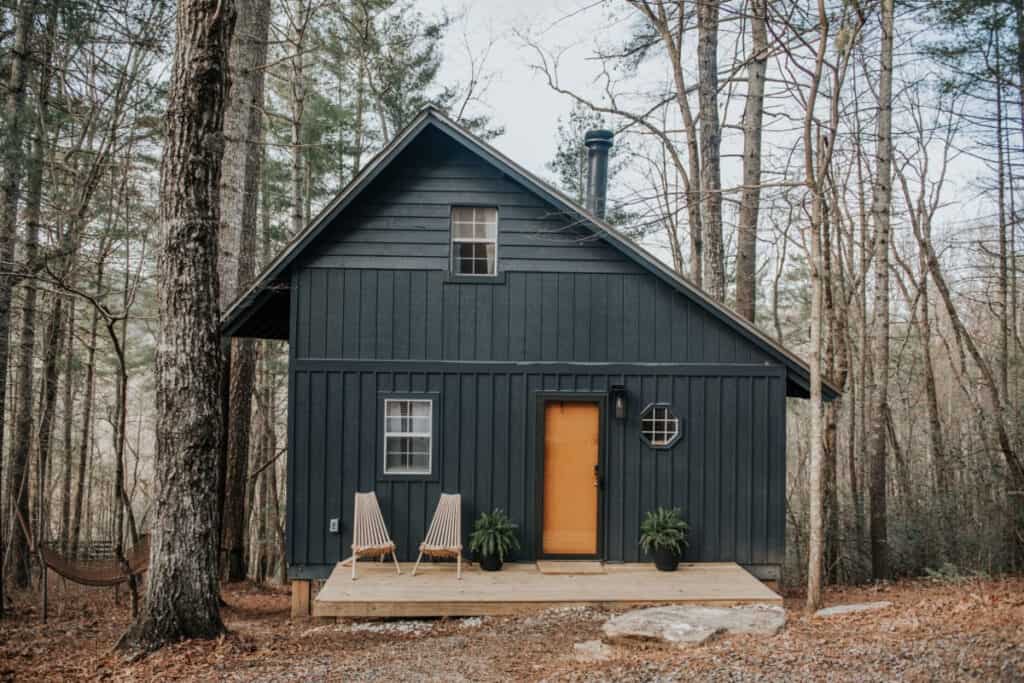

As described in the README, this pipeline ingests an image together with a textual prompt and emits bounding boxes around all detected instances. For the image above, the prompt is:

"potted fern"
[640,507,689,571]
[468,509,520,571]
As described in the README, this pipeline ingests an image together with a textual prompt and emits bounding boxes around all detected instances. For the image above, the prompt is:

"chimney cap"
[584,129,614,147]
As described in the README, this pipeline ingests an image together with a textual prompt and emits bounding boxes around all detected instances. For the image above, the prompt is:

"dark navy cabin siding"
[284,127,788,577]
[288,364,786,573]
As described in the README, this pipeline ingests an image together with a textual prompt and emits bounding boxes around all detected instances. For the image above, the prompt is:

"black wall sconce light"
[609,384,627,420]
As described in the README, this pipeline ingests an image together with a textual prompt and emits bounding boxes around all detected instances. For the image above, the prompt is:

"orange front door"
[542,401,600,556]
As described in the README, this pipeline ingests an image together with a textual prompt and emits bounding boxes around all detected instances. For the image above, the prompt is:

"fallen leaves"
[0,574,1020,681]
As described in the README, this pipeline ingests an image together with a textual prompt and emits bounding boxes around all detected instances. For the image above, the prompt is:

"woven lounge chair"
[344,491,401,580]
[411,493,463,579]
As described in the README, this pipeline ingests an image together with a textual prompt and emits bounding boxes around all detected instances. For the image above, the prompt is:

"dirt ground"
[0,573,1021,681]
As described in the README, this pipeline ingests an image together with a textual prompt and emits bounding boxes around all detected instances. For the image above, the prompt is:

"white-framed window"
[383,399,433,475]
[451,206,498,276]
[640,405,681,448]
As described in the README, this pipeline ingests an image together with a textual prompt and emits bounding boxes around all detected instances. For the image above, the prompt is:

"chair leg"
[457,553,462,580]
[412,551,424,576]
[351,553,357,581]
[391,549,402,575]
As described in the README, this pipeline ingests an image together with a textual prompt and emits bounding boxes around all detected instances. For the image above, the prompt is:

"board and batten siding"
[287,365,786,575]
[283,124,788,577]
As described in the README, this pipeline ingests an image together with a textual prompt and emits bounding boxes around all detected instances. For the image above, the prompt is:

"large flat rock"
[602,605,786,647]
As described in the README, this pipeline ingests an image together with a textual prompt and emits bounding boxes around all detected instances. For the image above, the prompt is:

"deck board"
[313,561,781,618]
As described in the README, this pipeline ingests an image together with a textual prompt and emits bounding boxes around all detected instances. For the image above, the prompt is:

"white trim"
[383,398,433,475]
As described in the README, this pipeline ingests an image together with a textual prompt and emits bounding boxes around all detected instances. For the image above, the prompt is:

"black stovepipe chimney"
[584,129,614,219]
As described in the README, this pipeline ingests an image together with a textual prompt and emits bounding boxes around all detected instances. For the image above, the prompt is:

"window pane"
[385,436,431,473]
[410,450,430,472]
[641,405,679,446]
[452,220,475,239]
[452,207,475,223]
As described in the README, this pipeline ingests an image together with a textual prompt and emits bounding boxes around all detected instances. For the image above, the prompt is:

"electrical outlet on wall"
[329,518,339,533]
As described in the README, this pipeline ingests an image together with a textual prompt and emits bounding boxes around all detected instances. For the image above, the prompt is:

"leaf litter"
[0,574,1020,681]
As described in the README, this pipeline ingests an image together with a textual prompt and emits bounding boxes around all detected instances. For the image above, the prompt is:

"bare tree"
[799,0,864,610]
[868,0,894,581]
[697,0,725,300]
[220,0,272,584]
[735,0,767,322]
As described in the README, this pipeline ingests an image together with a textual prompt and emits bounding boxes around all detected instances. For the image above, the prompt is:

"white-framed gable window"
[451,206,498,276]
[383,399,433,475]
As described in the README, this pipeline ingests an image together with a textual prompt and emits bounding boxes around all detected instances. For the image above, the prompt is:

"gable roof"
[222,106,839,399]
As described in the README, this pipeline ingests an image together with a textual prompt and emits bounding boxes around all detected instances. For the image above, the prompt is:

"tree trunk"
[916,264,948,496]
[6,38,48,586]
[0,0,39,608]
[35,297,65,551]
[806,183,826,610]
[219,0,270,584]
[70,264,103,559]
[868,0,894,581]
[60,300,76,554]
[118,0,235,652]
[994,30,1010,407]
[289,0,307,237]
[697,0,724,301]
[735,0,766,322]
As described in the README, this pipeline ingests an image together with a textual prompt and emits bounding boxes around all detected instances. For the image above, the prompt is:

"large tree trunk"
[219,0,270,584]
[0,0,39,608]
[735,0,766,322]
[868,0,894,581]
[697,0,724,301]
[118,0,235,652]
[6,42,49,587]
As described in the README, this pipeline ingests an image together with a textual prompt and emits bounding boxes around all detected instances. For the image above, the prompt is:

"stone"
[814,601,893,618]
[602,604,785,647]
[573,640,613,662]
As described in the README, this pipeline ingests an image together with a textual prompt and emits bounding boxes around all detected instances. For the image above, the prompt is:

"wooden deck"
[313,561,781,618]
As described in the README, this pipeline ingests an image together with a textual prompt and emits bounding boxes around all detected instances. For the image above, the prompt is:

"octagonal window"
[640,404,681,448]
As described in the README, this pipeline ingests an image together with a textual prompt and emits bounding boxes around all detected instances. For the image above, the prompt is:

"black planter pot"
[653,547,679,572]
[479,553,503,571]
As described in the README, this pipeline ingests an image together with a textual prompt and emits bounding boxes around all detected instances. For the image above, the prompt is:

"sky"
[416,0,1003,270]
[421,0,615,178]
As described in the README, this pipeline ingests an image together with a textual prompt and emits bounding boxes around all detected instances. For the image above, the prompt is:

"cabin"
[222,106,837,614]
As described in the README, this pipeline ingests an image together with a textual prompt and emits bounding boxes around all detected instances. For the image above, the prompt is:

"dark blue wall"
[285,127,788,577]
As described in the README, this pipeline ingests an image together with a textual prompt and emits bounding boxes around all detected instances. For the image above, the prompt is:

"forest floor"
[0,572,1021,681]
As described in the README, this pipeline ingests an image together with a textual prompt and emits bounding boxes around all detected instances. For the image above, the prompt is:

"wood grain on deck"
[313,562,781,618]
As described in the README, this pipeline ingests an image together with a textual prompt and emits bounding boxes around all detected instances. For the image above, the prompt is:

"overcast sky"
[417,0,998,263]
[422,0,616,177]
